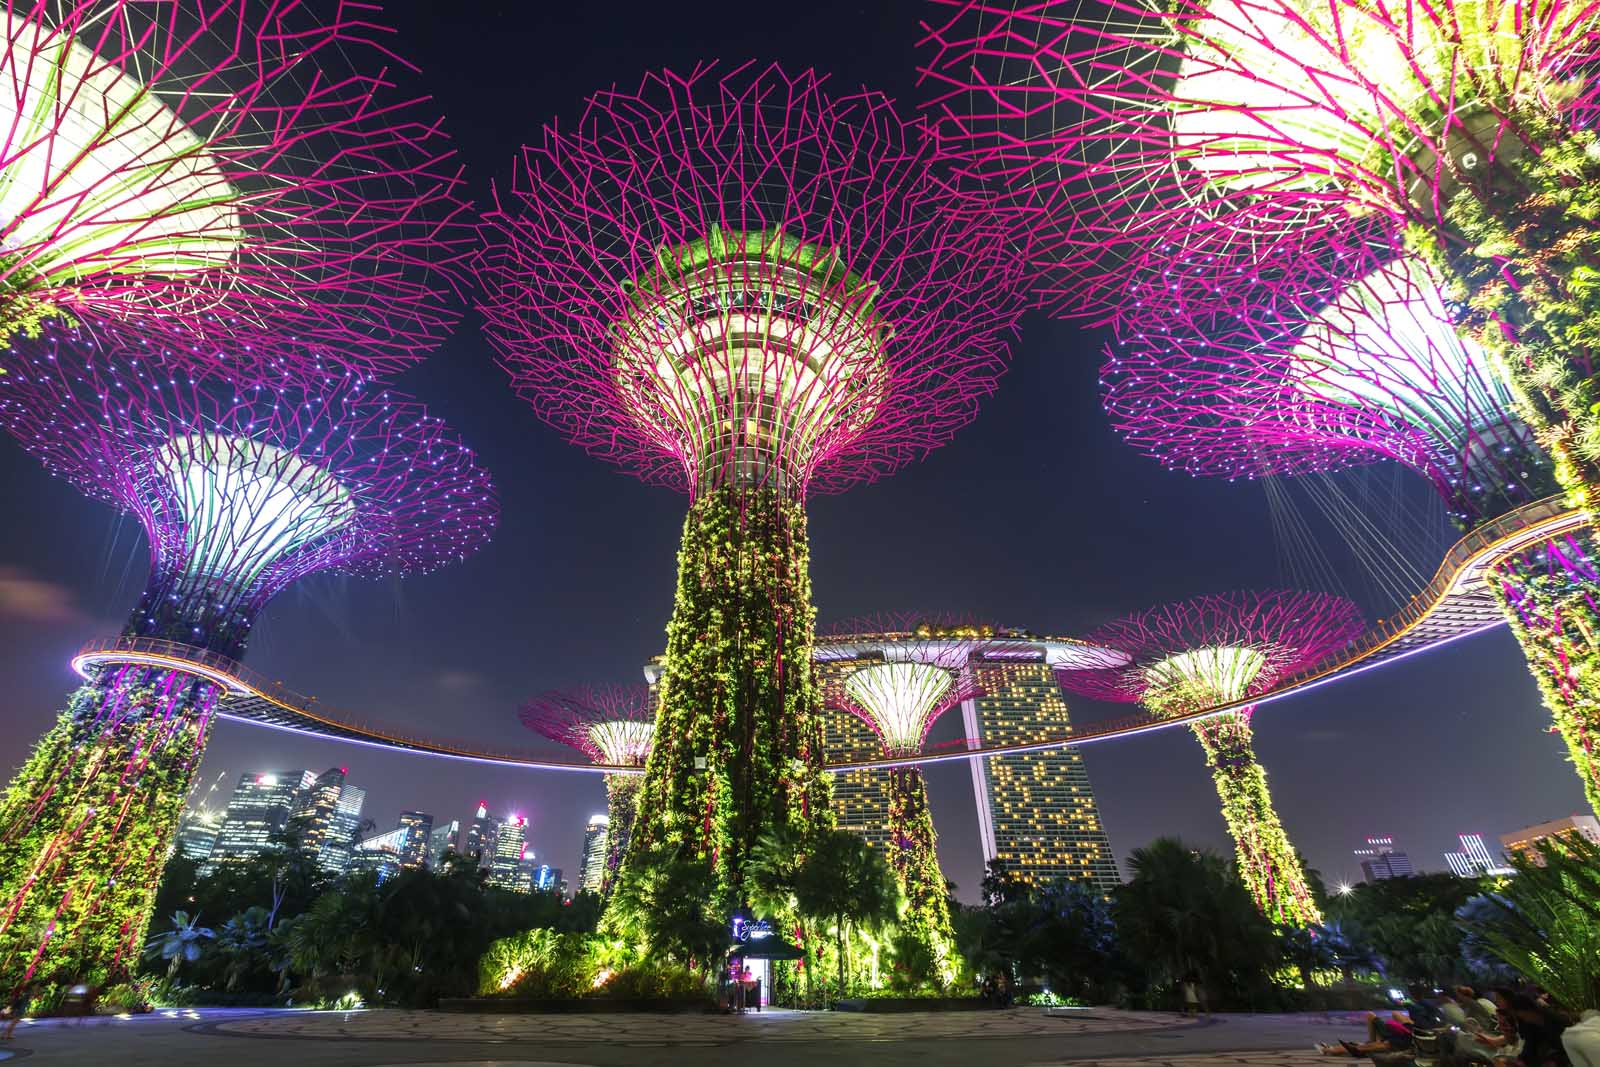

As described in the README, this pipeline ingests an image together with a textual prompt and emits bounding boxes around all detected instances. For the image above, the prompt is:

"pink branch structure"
[520,685,656,769]
[476,62,1028,917]
[918,0,1600,318]
[0,322,496,990]
[478,61,1024,499]
[820,613,996,758]
[1098,209,1600,816]
[1101,224,1555,528]
[521,685,655,892]
[0,0,473,374]
[1061,591,1362,924]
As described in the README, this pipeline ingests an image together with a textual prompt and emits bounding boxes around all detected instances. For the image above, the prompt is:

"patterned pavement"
[3,1006,1353,1065]
[1029,1050,1330,1067]
[206,1006,1193,1045]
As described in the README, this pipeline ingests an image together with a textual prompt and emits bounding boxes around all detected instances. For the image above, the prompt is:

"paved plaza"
[1,1006,1355,1066]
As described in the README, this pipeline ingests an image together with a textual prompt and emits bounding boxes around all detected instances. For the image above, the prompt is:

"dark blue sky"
[0,1,1585,898]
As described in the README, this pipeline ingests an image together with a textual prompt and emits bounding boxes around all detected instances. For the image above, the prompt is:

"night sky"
[0,1,1587,900]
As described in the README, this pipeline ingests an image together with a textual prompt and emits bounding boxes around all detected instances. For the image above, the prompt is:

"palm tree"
[748,824,815,1001]
[215,907,271,991]
[608,846,725,977]
[1461,835,1600,1012]
[144,910,215,980]
[794,830,901,995]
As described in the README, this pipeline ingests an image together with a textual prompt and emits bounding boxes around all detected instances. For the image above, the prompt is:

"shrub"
[98,979,156,1014]
[595,963,709,1001]
[1026,990,1088,1007]
[477,929,597,999]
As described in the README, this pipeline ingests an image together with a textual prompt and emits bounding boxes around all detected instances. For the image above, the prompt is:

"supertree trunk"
[0,666,218,989]
[1191,711,1322,927]
[617,484,832,914]
[602,773,643,892]
[887,766,957,984]
[1491,533,1600,817]
[1418,119,1600,506]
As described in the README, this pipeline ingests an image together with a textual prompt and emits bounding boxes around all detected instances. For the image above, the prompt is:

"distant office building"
[533,864,562,893]
[350,827,410,884]
[966,658,1121,894]
[293,767,367,875]
[428,819,462,868]
[490,814,529,891]
[206,770,317,871]
[1356,836,1415,881]
[1443,850,1477,877]
[397,811,433,870]
[465,801,500,871]
[578,814,609,893]
[1501,815,1600,865]
[175,807,224,863]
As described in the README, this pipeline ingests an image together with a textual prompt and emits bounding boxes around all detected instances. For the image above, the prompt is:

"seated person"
[1450,1010,1521,1066]
[1318,1012,1415,1056]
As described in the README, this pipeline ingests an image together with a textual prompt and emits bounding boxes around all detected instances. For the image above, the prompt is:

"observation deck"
[72,494,1587,773]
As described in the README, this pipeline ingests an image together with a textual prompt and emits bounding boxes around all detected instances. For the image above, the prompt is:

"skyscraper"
[1356,837,1415,881]
[293,768,367,875]
[206,770,317,871]
[579,814,609,893]
[350,827,410,884]
[465,801,501,871]
[174,807,223,863]
[533,864,562,893]
[965,659,1121,894]
[397,811,434,871]
[490,814,529,891]
[429,819,462,869]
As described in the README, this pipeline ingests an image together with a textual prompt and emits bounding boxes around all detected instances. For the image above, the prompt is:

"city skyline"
[0,0,1590,907]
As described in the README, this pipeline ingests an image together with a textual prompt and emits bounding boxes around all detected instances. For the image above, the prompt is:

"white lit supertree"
[0,324,496,990]
[520,685,656,892]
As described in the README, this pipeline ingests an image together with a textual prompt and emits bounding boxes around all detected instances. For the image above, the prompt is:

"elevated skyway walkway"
[72,494,1587,773]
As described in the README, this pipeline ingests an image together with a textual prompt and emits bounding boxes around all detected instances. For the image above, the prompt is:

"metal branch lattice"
[1100,222,1555,527]
[821,612,996,755]
[478,61,1025,498]
[918,0,1600,321]
[0,0,473,373]
[1061,590,1361,926]
[519,685,657,767]
[0,321,497,657]
[1062,590,1364,713]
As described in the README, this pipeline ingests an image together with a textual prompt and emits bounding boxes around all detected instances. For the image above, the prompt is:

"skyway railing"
[71,494,1588,773]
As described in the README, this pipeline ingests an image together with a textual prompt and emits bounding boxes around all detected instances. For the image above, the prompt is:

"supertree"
[1060,591,1362,925]
[818,614,997,982]
[920,0,1600,509]
[1103,209,1600,815]
[0,0,471,373]
[519,685,655,892]
[0,323,496,989]
[478,62,1024,917]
